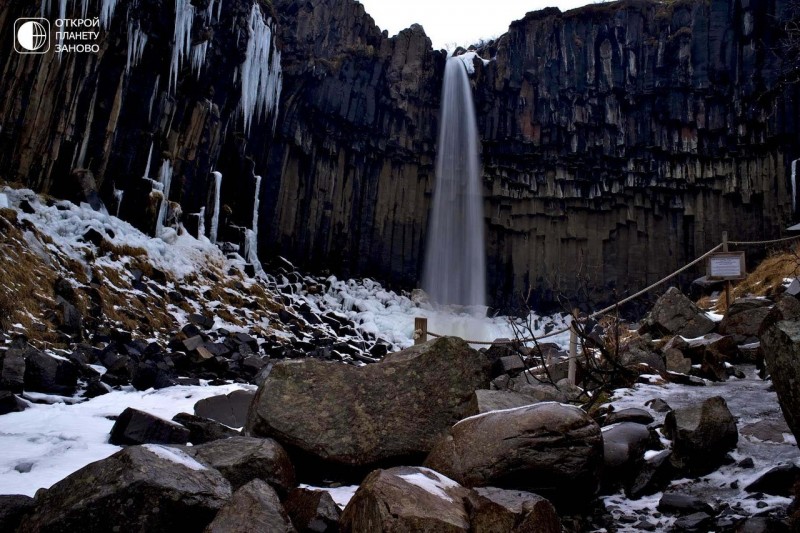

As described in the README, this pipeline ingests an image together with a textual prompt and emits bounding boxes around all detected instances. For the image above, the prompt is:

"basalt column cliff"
[0,0,797,308]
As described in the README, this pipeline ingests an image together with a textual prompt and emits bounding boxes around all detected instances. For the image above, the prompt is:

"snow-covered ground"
[0,383,253,497]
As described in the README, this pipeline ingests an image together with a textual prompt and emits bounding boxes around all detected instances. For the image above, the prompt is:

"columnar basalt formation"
[0,0,797,308]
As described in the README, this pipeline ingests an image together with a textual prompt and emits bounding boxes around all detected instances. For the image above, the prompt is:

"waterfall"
[113,188,124,218]
[197,207,206,239]
[155,160,173,237]
[422,57,486,310]
[244,175,263,270]
[209,171,223,244]
[793,159,798,214]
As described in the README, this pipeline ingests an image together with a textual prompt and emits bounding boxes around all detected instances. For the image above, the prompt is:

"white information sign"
[708,252,746,280]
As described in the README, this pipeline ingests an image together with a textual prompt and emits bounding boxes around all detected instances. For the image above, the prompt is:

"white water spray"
[422,57,486,310]
[209,171,223,244]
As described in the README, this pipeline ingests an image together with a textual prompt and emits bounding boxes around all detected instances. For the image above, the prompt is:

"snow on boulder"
[17,445,231,532]
[339,467,472,532]
[423,402,603,511]
[245,337,491,473]
[663,396,738,475]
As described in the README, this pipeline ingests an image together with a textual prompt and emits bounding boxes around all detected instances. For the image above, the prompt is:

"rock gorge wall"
[0,0,798,309]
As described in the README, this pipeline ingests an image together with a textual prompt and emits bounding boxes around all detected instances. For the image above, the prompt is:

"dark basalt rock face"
[0,0,798,308]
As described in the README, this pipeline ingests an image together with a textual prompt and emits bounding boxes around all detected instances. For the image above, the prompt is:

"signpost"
[708,232,746,309]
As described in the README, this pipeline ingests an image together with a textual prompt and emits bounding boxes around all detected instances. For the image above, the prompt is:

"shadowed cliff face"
[0,0,798,310]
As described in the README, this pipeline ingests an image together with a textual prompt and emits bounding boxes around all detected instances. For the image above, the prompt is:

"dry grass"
[98,240,148,258]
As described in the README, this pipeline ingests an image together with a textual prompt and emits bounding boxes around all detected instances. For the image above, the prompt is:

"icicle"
[126,20,148,73]
[169,0,195,94]
[245,174,263,272]
[207,0,216,20]
[190,42,208,78]
[155,160,173,237]
[75,83,98,168]
[148,75,160,123]
[216,0,223,21]
[209,171,223,244]
[197,206,206,239]
[113,188,124,217]
[41,0,51,17]
[793,159,798,213]
[142,142,154,181]
[56,0,67,61]
[100,0,119,29]
[239,4,283,134]
[80,0,89,18]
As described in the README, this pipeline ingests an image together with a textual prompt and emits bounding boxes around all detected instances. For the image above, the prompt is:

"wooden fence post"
[414,317,428,345]
[568,309,578,386]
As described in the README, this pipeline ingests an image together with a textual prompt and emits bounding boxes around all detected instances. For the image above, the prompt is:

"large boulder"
[601,422,652,492]
[719,298,772,339]
[245,337,490,471]
[760,319,800,442]
[186,436,295,495]
[195,389,255,428]
[18,445,231,532]
[339,467,472,532]
[663,396,738,474]
[23,348,79,395]
[0,348,25,393]
[109,407,190,446]
[205,479,295,533]
[0,495,35,532]
[644,287,715,338]
[424,402,603,509]
[172,412,239,444]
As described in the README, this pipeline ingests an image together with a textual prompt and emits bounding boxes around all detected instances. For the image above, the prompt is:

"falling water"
[422,57,486,310]
[209,171,223,244]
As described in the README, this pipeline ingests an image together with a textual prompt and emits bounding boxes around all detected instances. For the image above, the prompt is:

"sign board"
[707,252,746,280]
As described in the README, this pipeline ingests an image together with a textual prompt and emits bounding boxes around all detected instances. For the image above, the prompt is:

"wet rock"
[644,288,716,338]
[744,464,800,497]
[339,467,471,532]
[109,407,190,446]
[0,390,26,415]
[664,396,738,475]
[194,389,255,428]
[18,445,230,532]
[604,408,654,426]
[424,402,603,510]
[205,479,295,533]
[284,488,341,532]
[468,487,561,533]
[658,493,716,515]
[171,413,239,445]
[601,422,652,492]
[246,337,490,472]
[760,319,800,441]
[0,494,35,532]
[186,436,295,495]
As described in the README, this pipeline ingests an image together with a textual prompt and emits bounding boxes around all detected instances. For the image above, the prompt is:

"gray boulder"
[644,287,715,338]
[0,495,34,532]
[194,389,255,428]
[246,337,490,469]
[719,298,772,339]
[339,466,471,532]
[601,422,652,491]
[19,445,231,532]
[284,488,341,532]
[466,389,538,416]
[468,487,561,533]
[0,348,25,393]
[663,396,737,474]
[760,319,800,442]
[186,436,295,495]
[424,402,603,509]
[24,348,78,395]
[205,479,295,533]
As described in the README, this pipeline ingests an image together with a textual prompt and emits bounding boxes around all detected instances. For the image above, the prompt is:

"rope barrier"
[418,233,798,346]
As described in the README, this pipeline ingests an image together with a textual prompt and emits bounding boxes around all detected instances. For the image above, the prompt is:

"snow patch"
[143,444,207,471]
[398,468,461,503]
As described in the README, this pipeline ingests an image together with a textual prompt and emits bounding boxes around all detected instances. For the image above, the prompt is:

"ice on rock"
[190,42,209,78]
[209,171,222,245]
[126,20,148,73]
[154,160,173,237]
[244,174,263,272]
[100,0,119,29]
[240,3,283,134]
[169,0,195,94]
